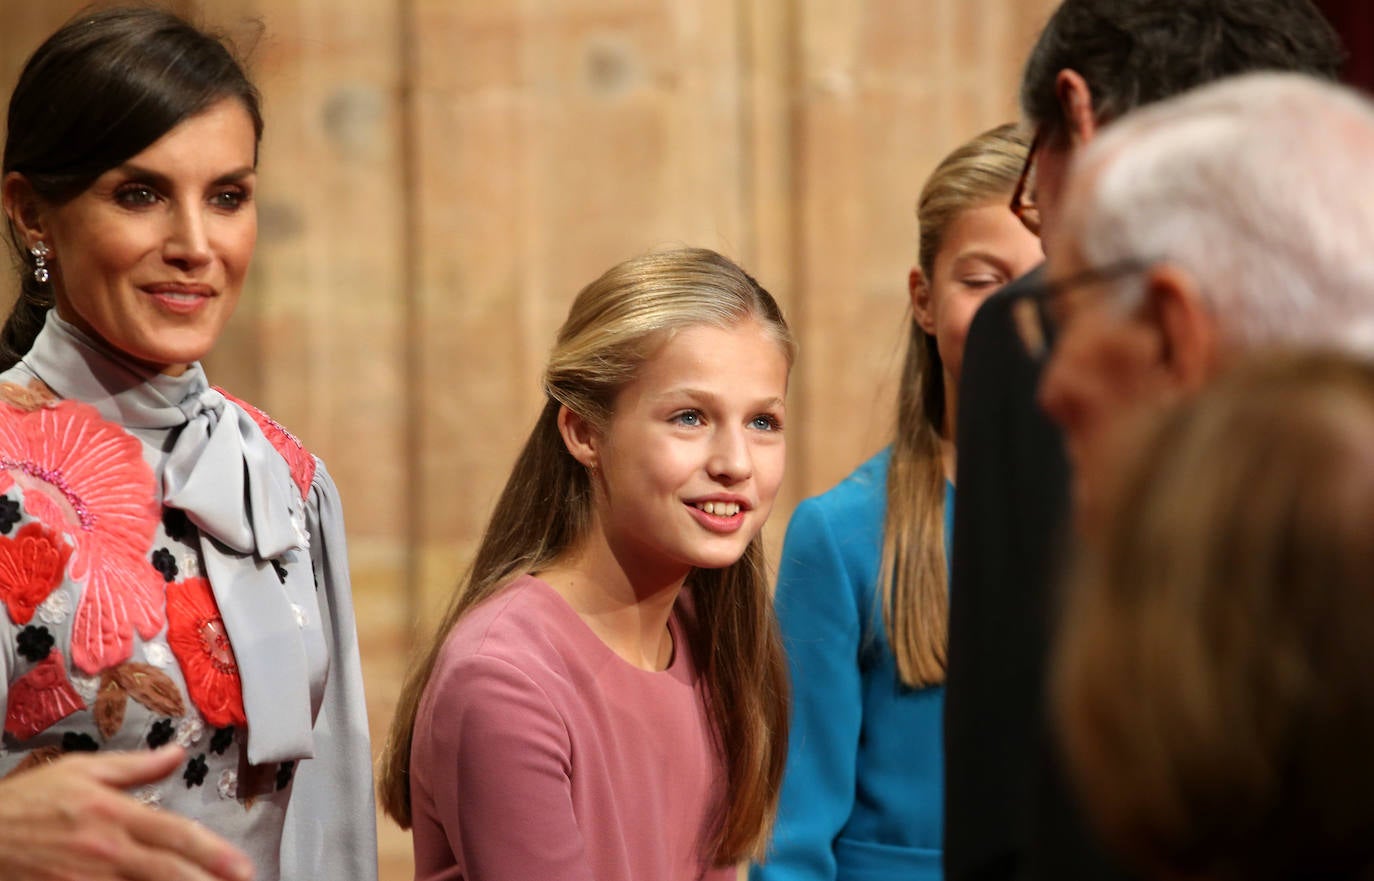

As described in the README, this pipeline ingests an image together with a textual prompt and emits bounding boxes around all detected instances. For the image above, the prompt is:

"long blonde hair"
[880,123,1030,688]
[378,247,795,864]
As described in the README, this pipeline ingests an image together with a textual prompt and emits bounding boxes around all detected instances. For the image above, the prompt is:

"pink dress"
[409,574,735,881]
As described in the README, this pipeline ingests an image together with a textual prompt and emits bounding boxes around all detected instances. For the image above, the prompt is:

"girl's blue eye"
[751,415,782,431]
[674,411,702,427]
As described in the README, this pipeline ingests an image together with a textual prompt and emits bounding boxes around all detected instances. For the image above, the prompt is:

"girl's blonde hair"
[379,247,795,864]
[881,123,1030,687]
[1054,352,1374,881]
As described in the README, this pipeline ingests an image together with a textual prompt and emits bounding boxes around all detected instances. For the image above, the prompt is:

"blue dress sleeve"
[753,496,865,881]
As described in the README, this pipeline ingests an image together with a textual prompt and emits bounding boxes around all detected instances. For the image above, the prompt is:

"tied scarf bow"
[163,385,305,560]
[163,386,326,764]
[23,314,327,764]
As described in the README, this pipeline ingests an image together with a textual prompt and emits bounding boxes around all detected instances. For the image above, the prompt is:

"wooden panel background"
[0,1,1058,877]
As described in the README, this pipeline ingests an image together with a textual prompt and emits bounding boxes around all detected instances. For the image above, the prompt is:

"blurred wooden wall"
[0,1,1057,877]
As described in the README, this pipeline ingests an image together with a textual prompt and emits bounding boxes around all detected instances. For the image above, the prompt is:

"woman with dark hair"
[0,8,375,881]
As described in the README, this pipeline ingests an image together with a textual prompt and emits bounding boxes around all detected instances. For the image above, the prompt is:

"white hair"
[1067,72,1374,355]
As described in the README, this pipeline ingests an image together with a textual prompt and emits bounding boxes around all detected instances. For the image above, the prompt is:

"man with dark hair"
[942,3,1344,881]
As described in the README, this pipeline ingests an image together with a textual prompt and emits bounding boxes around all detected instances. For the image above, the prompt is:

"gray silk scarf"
[20,312,326,764]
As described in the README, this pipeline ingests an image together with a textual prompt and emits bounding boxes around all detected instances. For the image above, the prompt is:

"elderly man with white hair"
[1025,72,1374,528]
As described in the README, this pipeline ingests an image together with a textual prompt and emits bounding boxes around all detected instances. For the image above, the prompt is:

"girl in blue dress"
[753,124,1042,881]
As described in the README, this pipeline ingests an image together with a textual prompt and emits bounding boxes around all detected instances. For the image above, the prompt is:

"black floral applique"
[271,560,288,585]
[184,754,209,788]
[0,496,20,534]
[150,548,178,582]
[276,760,295,791]
[147,718,175,749]
[16,626,54,663]
[162,506,194,543]
[210,725,235,756]
[62,732,99,752]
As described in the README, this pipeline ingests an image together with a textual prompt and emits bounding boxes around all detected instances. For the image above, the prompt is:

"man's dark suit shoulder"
[943,267,1131,881]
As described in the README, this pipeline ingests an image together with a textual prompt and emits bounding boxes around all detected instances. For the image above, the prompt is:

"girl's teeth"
[697,502,740,516]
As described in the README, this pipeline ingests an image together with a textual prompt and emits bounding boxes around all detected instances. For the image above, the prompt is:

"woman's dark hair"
[1021,0,1344,140]
[1,5,264,369]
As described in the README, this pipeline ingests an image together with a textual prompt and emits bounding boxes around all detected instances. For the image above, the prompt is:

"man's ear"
[909,266,936,335]
[1141,264,1220,393]
[1055,69,1098,146]
[556,404,600,471]
[2,172,46,246]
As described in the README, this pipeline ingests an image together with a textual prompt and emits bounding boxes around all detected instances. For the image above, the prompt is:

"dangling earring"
[30,242,50,285]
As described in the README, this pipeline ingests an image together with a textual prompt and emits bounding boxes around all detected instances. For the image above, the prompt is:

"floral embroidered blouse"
[0,313,377,881]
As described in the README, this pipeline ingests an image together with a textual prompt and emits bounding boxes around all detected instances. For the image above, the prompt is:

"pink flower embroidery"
[0,401,162,674]
[215,389,315,500]
[5,649,84,740]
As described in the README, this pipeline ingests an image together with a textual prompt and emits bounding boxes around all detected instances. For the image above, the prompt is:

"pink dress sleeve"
[417,652,596,881]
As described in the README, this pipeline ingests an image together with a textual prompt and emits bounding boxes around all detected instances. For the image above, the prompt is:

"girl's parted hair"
[379,247,794,864]
[880,123,1029,688]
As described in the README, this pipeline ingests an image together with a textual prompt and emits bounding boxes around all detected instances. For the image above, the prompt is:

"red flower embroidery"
[5,649,84,740]
[0,401,162,674]
[166,577,246,728]
[0,522,72,625]
[214,389,315,500]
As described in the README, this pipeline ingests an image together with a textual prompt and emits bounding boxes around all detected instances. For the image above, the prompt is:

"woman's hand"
[0,745,255,881]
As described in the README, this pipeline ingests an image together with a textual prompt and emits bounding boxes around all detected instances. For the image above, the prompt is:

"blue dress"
[753,448,953,881]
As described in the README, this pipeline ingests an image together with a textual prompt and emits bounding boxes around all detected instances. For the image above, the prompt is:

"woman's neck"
[536,528,686,672]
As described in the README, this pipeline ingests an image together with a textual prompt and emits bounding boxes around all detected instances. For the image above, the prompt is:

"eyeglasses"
[1010,129,1042,236]
[1011,259,1155,360]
